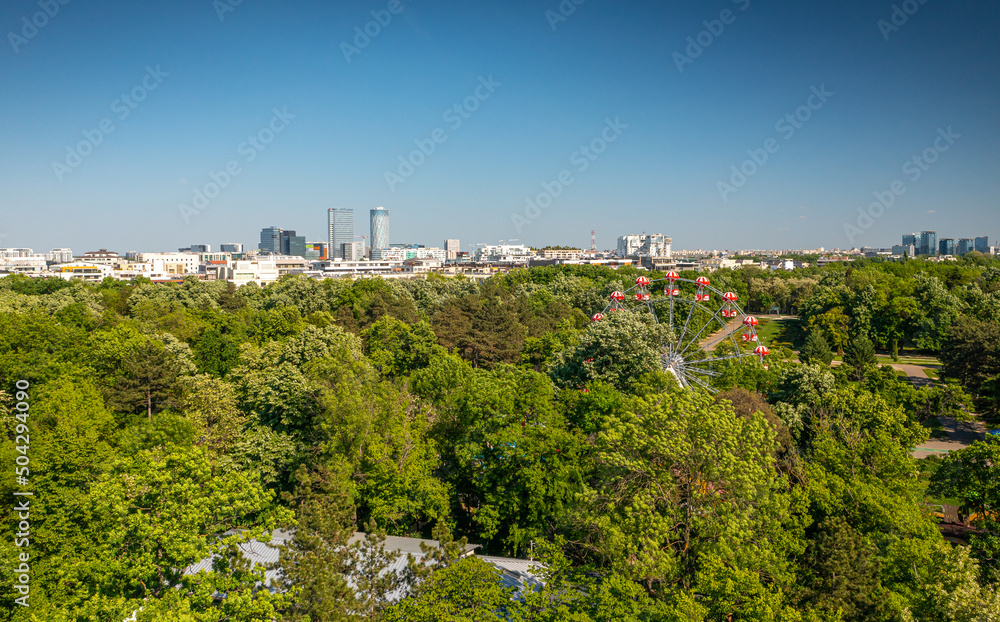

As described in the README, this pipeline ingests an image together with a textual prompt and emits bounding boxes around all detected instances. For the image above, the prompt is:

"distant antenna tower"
[591,230,596,252]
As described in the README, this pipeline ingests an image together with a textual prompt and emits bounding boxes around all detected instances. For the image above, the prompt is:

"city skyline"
[2,1,998,252]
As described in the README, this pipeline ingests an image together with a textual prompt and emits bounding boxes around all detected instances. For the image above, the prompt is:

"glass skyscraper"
[938,238,955,256]
[281,230,306,257]
[370,207,389,260]
[919,231,937,256]
[328,208,354,260]
[975,236,990,253]
[259,227,282,254]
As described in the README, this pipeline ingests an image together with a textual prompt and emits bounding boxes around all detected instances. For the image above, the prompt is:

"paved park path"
[700,316,746,352]
[895,363,988,458]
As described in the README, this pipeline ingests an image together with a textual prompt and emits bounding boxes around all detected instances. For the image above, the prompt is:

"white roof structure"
[184,530,543,602]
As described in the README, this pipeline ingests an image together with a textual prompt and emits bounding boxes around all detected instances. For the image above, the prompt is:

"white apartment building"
[231,259,280,287]
[538,249,583,261]
[137,252,201,275]
[52,263,115,282]
[48,248,74,264]
[321,260,403,278]
[617,234,672,258]
[0,248,48,274]
[199,252,233,264]
[476,244,533,264]
[380,247,448,263]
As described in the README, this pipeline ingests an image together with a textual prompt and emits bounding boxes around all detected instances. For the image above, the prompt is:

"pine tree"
[844,334,877,381]
[801,331,835,367]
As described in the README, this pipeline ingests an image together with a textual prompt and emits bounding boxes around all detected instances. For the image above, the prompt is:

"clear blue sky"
[1,0,997,253]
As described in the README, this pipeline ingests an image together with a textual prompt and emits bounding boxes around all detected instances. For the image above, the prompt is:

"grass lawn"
[923,368,940,379]
[876,354,942,366]
[755,318,806,350]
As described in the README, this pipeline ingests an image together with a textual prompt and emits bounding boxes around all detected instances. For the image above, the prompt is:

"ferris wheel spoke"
[685,367,720,377]
[685,353,751,366]
[677,307,729,358]
[675,299,699,353]
[683,373,718,394]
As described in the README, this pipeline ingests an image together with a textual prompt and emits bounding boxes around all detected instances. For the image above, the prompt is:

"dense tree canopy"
[1,257,998,620]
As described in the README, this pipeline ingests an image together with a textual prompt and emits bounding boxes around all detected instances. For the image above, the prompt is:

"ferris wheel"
[590,273,770,392]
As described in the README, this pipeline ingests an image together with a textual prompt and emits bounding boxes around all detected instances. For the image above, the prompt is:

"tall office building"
[902,233,918,248]
[445,239,460,260]
[281,230,306,257]
[259,227,282,254]
[304,242,327,261]
[342,242,365,261]
[957,238,975,256]
[938,238,955,256]
[370,207,390,260]
[328,209,354,260]
[220,243,244,253]
[975,236,990,253]
[919,231,937,256]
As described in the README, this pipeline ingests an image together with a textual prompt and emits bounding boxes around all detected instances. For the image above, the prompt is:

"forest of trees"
[1,256,999,621]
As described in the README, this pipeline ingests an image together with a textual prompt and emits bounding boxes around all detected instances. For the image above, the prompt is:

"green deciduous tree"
[939,316,1000,415]
[385,556,521,622]
[568,391,796,598]
[548,310,668,393]
[930,437,1000,585]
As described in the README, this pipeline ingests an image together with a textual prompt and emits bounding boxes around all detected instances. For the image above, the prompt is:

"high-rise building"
[919,231,937,256]
[281,230,306,257]
[259,227,282,254]
[328,209,354,260]
[48,248,73,263]
[902,233,918,248]
[617,234,672,258]
[370,207,390,260]
[975,236,990,253]
[957,238,975,256]
[445,239,460,261]
[938,238,955,256]
[342,242,365,261]
[188,244,211,253]
[220,243,244,253]
[304,242,327,261]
